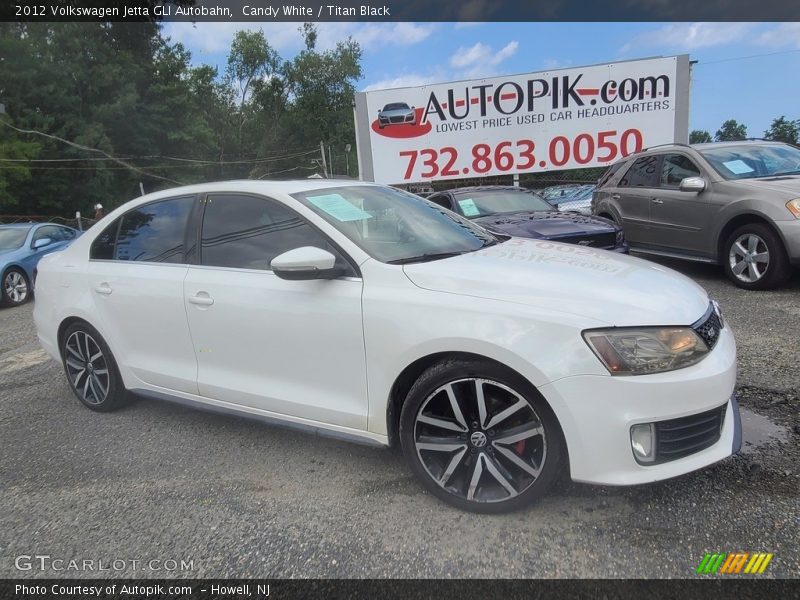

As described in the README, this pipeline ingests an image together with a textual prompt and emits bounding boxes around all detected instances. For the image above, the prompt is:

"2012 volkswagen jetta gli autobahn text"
[33,180,741,512]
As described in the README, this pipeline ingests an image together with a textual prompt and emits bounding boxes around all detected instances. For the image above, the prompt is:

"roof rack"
[642,142,692,152]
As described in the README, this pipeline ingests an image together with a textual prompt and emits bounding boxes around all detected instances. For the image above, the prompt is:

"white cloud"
[362,73,442,91]
[619,23,753,53]
[541,58,572,70]
[449,41,519,78]
[163,22,435,61]
[755,23,800,48]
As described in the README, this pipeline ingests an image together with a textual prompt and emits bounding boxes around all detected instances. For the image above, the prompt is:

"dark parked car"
[0,222,80,307]
[377,102,417,128]
[540,184,596,215]
[428,186,628,252]
[592,141,800,289]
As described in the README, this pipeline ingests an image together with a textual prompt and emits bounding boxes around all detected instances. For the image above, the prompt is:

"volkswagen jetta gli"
[33,181,741,513]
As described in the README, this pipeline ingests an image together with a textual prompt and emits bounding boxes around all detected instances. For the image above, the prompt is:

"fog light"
[631,423,656,463]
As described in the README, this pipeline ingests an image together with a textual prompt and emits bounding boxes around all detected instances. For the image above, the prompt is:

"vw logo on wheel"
[470,431,488,448]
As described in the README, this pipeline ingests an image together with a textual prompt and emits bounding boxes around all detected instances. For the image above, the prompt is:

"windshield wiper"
[387,251,468,265]
[765,170,800,177]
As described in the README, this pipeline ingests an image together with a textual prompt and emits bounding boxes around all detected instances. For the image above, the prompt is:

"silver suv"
[593,141,800,289]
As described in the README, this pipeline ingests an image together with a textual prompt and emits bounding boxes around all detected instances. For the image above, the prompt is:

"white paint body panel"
[33,179,737,486]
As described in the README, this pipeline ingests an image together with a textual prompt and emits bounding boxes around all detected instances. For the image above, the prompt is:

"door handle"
[94,283,112,295]
[187,292,214,306]
[611,194,621,200]
[651,198,664,205]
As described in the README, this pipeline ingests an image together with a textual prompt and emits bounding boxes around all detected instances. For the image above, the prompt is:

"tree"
[689,130,712,144]
[764,116,799,145]
[715,120,747,142]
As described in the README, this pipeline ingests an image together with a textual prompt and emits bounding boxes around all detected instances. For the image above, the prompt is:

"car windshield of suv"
[0,227,31,250]
[699,144,800,180]
[452,190,555,218]
[294,185,500,264]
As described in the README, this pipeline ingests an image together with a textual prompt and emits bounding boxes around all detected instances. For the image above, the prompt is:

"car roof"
[691,140,788,150]
[131,179,377,204]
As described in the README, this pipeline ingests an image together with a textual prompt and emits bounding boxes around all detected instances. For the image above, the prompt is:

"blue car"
[0,223,81,307]
[427,186,628,252]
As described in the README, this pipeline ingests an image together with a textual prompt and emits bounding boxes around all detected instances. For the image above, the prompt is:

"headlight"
[583,327,709,375]
[786,198,800,219]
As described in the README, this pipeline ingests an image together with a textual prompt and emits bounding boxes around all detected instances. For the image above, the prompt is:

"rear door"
[647,153,715,255]
[87,195,199,394]
[612,155,663,244]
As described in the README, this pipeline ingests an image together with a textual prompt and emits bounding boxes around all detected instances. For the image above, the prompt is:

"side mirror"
[271,246,344,281]
[679,177,706,193]
[33,237,53,249]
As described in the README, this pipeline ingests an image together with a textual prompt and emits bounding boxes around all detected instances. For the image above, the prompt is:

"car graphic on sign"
[377,102,416,128]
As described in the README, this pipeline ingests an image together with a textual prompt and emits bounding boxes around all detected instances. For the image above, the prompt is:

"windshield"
[383,103,409,111]
[0,227,30,250]
[293,185,499,264]
[452,190,554,218]
[699,144,800,180]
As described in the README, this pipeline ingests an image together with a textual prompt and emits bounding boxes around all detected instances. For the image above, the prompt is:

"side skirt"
[130,388,387,449]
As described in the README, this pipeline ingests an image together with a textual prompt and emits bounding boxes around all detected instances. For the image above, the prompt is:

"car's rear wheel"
[2,267,30,307]
[61,322,128,412]
[723,223,790,290]
[399,358,564,513]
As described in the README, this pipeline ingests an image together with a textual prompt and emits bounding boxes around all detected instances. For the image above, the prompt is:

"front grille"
[556,232,616,249]
[654,404,727,463]
[389,116,405,123]
[693,304,723,350]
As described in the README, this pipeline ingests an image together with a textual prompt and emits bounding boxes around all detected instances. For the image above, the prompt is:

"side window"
[200,194,354,275]
[90,220,119,260]
[619,155,662,188]
[59,227,77,241]
[660,154,701,187]
[428,194,452,210]
[597,161,626,188]
[89,196,194,262]
[33,225,59,245]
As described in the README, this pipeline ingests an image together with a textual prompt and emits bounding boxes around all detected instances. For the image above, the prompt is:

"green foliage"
[715,119,748,142]
[689,130,712,144]
[764,116,799,145]
[0,22,363,215]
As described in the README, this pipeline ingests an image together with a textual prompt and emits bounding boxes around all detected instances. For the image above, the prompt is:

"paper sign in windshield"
[307,194,373,222]
[723,160,755,175]
[458,198,480,217]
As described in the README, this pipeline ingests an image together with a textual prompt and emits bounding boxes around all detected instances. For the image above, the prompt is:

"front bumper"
[539,325,738,485]
[774,218,800,265]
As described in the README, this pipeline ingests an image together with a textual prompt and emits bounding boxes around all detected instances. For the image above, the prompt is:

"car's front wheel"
[723,223,790,290]
[2,267,31,307]
[399,358,564,513]
[61,322,128,412]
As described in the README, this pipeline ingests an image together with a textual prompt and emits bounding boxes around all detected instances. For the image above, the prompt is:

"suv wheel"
[399,358,564,513]
[723,223,790,290]
[61,322,128,412]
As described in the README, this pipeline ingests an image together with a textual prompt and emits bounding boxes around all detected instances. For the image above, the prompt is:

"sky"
[162,21,800,137]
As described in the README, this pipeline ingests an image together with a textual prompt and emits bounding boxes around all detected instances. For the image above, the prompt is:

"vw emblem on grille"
[707,327,718,339]
[470,431,488,447]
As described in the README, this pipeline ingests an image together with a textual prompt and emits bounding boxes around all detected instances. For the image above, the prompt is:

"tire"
[399,358,565,513]
[722,223,791,290]
[2,267,31,307]
[61,322,128,412]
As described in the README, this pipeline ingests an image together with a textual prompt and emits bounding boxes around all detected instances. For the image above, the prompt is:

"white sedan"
[33,180,741,512]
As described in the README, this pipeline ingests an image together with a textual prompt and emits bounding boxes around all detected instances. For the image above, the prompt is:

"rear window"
[619,155,662,188]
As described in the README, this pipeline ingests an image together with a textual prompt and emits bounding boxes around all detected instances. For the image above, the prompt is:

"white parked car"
[33,180,741,513]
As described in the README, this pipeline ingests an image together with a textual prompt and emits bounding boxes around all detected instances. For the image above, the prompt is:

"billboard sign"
[354,55,690,184]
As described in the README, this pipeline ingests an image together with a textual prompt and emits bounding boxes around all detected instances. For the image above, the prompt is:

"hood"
[733,175,800,198]
[472,210,616,239]
[402,238,709,327]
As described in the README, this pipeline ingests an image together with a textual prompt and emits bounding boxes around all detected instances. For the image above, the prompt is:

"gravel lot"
[0,258,798,579]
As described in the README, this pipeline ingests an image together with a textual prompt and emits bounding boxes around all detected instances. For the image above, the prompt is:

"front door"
[183,193,368,430]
